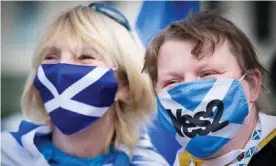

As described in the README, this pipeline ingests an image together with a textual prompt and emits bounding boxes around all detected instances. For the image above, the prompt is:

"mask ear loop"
[239,70,271,110]
[240,70,271,95]
[239,72,248,82]
[239,71,253,110]
[262,84,271,95]
[248,102,253,111]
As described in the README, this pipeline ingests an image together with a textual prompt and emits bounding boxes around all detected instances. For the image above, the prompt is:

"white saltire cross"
[37,66,110,117]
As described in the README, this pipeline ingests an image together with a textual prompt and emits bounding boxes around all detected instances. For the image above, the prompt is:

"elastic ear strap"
[239,72,247,81]
[248,103,253,110]
[262,84,271,95]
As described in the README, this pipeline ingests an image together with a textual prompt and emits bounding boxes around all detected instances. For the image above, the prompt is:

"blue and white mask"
[34,63,118,135]
[157,74,250,158]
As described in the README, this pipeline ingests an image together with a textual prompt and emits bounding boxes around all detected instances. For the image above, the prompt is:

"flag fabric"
[135,1,200,48]
[175,113,276,166]
[33,64,118,135]
[1,121,169,166]
[157,78,249,158]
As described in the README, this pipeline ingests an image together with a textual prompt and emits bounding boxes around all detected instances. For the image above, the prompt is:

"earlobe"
[116,86,129,103]
[249,69,262,103]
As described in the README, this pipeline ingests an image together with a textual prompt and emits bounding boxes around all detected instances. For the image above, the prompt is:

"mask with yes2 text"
[157,74,251,158]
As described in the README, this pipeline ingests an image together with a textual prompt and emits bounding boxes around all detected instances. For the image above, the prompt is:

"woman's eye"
[165,80,180,86]
[44,55,57,60]
[200,71,217,78]
[78,54,95,60]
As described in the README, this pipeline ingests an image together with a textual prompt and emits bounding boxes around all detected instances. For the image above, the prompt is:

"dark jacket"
[248,136,276,166]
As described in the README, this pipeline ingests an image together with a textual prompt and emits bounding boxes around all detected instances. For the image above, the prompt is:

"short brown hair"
[142,11,266,87]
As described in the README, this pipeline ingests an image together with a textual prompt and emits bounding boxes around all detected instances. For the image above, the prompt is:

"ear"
[116,85,130,102]
[114,69,130,102]
[248,69,262,103]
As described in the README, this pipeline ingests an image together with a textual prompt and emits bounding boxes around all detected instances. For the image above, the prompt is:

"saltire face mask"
[157,74,250,158]
[34,63,118,135]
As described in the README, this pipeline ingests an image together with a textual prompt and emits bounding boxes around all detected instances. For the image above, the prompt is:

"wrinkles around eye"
[162,80,182,90]
[78,54,95,60]
[44,55,57,60]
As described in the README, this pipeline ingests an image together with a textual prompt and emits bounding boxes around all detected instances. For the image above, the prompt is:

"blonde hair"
[21,5,155,152]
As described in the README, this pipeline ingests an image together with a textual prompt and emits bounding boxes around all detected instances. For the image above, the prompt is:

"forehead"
[157,39,240,72]
[41,27,83,50]
[40,27,104,59]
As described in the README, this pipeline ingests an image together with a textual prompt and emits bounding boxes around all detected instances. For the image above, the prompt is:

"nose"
[60,51,75,64]
[184,74,198,83]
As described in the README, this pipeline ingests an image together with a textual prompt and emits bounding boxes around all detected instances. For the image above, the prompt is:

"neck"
[52,111,114,158]
[207,105,258,159]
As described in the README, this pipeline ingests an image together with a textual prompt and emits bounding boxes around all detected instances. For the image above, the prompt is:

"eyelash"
[165,80,181,86]
[44,55,57,60]
[78,54,95,60]
[164,71,219,86]
[200,71,218,78]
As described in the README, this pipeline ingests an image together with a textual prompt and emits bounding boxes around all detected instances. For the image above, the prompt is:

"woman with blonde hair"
[1,3,168,166]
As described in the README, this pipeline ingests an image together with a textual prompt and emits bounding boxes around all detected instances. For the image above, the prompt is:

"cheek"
[77,59,108,67]
[155,87,163,95]
[155,83,168,94]
[94,61,108,67]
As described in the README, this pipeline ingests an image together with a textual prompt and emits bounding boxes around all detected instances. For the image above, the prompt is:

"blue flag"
[136,1,199,48]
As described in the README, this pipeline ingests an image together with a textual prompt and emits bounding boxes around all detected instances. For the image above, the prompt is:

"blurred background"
[1,1,276,164]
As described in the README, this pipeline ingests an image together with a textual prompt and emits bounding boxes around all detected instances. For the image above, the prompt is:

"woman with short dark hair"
[143,11,276,166]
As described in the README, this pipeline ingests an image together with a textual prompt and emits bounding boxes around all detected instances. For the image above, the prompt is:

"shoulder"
[130,132,169,166]
[103,131,169,166]
[248,113,276,166]
[259,112,276,126]
[1,120,50,166]
[249,134,276,166]
[259,112,276,142]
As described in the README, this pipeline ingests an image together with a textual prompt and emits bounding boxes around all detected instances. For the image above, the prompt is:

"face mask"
[157,74,250,158]
[34,63,118,135]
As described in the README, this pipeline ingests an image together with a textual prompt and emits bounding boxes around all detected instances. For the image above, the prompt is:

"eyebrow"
[80,47,104,59]
[41,46,61,57]
[196,60,225,70]
[81,47,99,55]
[157,70,183,82]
